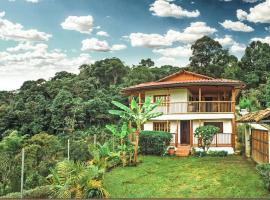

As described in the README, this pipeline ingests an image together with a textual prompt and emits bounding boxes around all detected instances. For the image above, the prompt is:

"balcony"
[154,101,234,114]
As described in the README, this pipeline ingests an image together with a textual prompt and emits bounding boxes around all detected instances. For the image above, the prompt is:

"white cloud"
[9,0,40,2]
[242,0,261,3]
[220,20,254,32]
[26,0,39,3]
[96,31,109,37]
[81,38,126,52]
[153,45,192,58]
[251,36,270,45]
[128,22,216,48]
[166,22,217,43]
[236,9,248,21]
[61,15,94,34]
[238,0,270,23]
[0,43,93,90]
[155,56,189,67]
[0,11,51,42]
[149,0,200,18]
[129,33,172,48]
[111,44,127,51]
[215,35,235,47]
[229,42,246,58]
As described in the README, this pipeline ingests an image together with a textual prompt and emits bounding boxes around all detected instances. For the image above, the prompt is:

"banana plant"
[109,96,163,163]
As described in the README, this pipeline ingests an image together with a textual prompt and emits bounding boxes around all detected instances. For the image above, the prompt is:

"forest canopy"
[1,36,270,137]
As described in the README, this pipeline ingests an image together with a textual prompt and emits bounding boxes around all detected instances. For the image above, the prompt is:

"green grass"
[104,155,269,198]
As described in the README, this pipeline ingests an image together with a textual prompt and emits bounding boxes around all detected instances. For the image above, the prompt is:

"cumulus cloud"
[81,38,126,52]
[215,35,235,47]
[219,20,254,32]
[229,42,246,58]
[251,36,270,45]
[61,15,94,34]
[0,43,93,90]
[96,31,109,37]
[129,33,172,48]
[237,0,270,23]
[128,22,216,48]
[149,0,200,18]
[236,9,248,21]
[155,56,189,67]
[0,11,51,42]
[153,45,192,58]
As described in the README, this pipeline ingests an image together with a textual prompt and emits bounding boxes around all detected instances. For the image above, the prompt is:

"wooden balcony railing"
[193,133,235,147]
[153,101,233,114]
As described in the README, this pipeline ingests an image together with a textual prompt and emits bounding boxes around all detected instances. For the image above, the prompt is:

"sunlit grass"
[104,155,269,198]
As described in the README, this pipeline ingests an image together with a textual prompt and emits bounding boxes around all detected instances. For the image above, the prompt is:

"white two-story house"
[123,70,245,156]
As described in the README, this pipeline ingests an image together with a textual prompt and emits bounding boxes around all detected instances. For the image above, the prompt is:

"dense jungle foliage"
[1,36,270,137]
[1,36,270,196]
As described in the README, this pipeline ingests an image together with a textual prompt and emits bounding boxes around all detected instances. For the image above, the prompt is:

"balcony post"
[232,88,236,113]
[199,87,202,112]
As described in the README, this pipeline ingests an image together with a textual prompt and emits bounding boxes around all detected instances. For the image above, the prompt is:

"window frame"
[153,121,170,132]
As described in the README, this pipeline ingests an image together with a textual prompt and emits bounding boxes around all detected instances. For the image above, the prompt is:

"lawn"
[104,155,269,198]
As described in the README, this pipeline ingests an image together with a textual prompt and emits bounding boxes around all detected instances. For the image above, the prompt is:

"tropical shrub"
[106,123,134,166]
[207,150,228,157]
[139,131,172,156]
[48,160,108,198]
[191,148,207,157]
[1,185,51,198]
[256,163,270,191]
[0,131,25,195]
[23,132,63,190]
[109,97,163,163]
[194,125,220,152]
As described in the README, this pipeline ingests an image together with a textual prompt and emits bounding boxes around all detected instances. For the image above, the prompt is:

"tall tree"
[189,36,238,78]
[239,41,270,88]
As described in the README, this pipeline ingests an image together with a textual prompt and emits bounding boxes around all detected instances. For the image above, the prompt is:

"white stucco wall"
[144,119,233,147]
[145,88,188,102]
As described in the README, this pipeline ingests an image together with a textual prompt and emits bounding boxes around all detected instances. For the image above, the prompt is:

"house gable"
[158,70,214,82]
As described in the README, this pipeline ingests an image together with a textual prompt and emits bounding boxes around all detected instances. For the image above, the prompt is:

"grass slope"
[104,156,269,198]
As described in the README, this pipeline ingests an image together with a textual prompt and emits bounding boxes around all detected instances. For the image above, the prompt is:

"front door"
[180,120,190,145]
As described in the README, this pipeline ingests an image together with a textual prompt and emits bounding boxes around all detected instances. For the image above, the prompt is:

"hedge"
[1,185,51,198]
[139,131,172,156]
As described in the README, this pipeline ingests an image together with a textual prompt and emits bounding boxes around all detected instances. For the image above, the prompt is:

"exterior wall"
[145,88,188,103]
[144,119,233,150]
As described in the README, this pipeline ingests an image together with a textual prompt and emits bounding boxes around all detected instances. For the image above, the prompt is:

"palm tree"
[109,97,163,163]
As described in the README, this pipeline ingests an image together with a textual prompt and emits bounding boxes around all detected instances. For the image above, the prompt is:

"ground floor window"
[204,122,223,133]
[153,121,170,132]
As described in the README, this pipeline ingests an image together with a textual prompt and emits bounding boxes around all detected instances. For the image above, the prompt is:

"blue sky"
[0,0,270,90]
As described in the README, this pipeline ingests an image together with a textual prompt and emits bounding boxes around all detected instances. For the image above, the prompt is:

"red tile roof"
[123,70,245,93]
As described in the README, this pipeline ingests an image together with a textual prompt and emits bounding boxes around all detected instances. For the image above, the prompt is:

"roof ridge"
[157,70,215,82]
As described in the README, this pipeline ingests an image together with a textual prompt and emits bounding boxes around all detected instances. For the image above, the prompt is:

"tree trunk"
[134,131,139,163]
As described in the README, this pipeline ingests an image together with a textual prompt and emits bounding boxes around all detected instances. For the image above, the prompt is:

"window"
[153,95,169,106]
[153,122,170,132]
[204,122,223,133]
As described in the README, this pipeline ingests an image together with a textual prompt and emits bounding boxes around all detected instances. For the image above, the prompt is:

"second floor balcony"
[152,101,234,114]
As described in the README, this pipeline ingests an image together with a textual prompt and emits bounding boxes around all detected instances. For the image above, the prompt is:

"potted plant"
[167,146,175,155]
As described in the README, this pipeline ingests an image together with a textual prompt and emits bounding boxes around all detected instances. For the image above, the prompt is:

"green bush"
[208,150,228,157]
[139,131,172,156]
[191,148,207,157]
[256,164,270,191]
[1,185,51,198]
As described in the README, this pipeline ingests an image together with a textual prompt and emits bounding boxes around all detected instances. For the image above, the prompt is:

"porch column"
[175,120,179,147]
[128,95,133,141]
[190,120,193,146]
[231,118,236,149]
